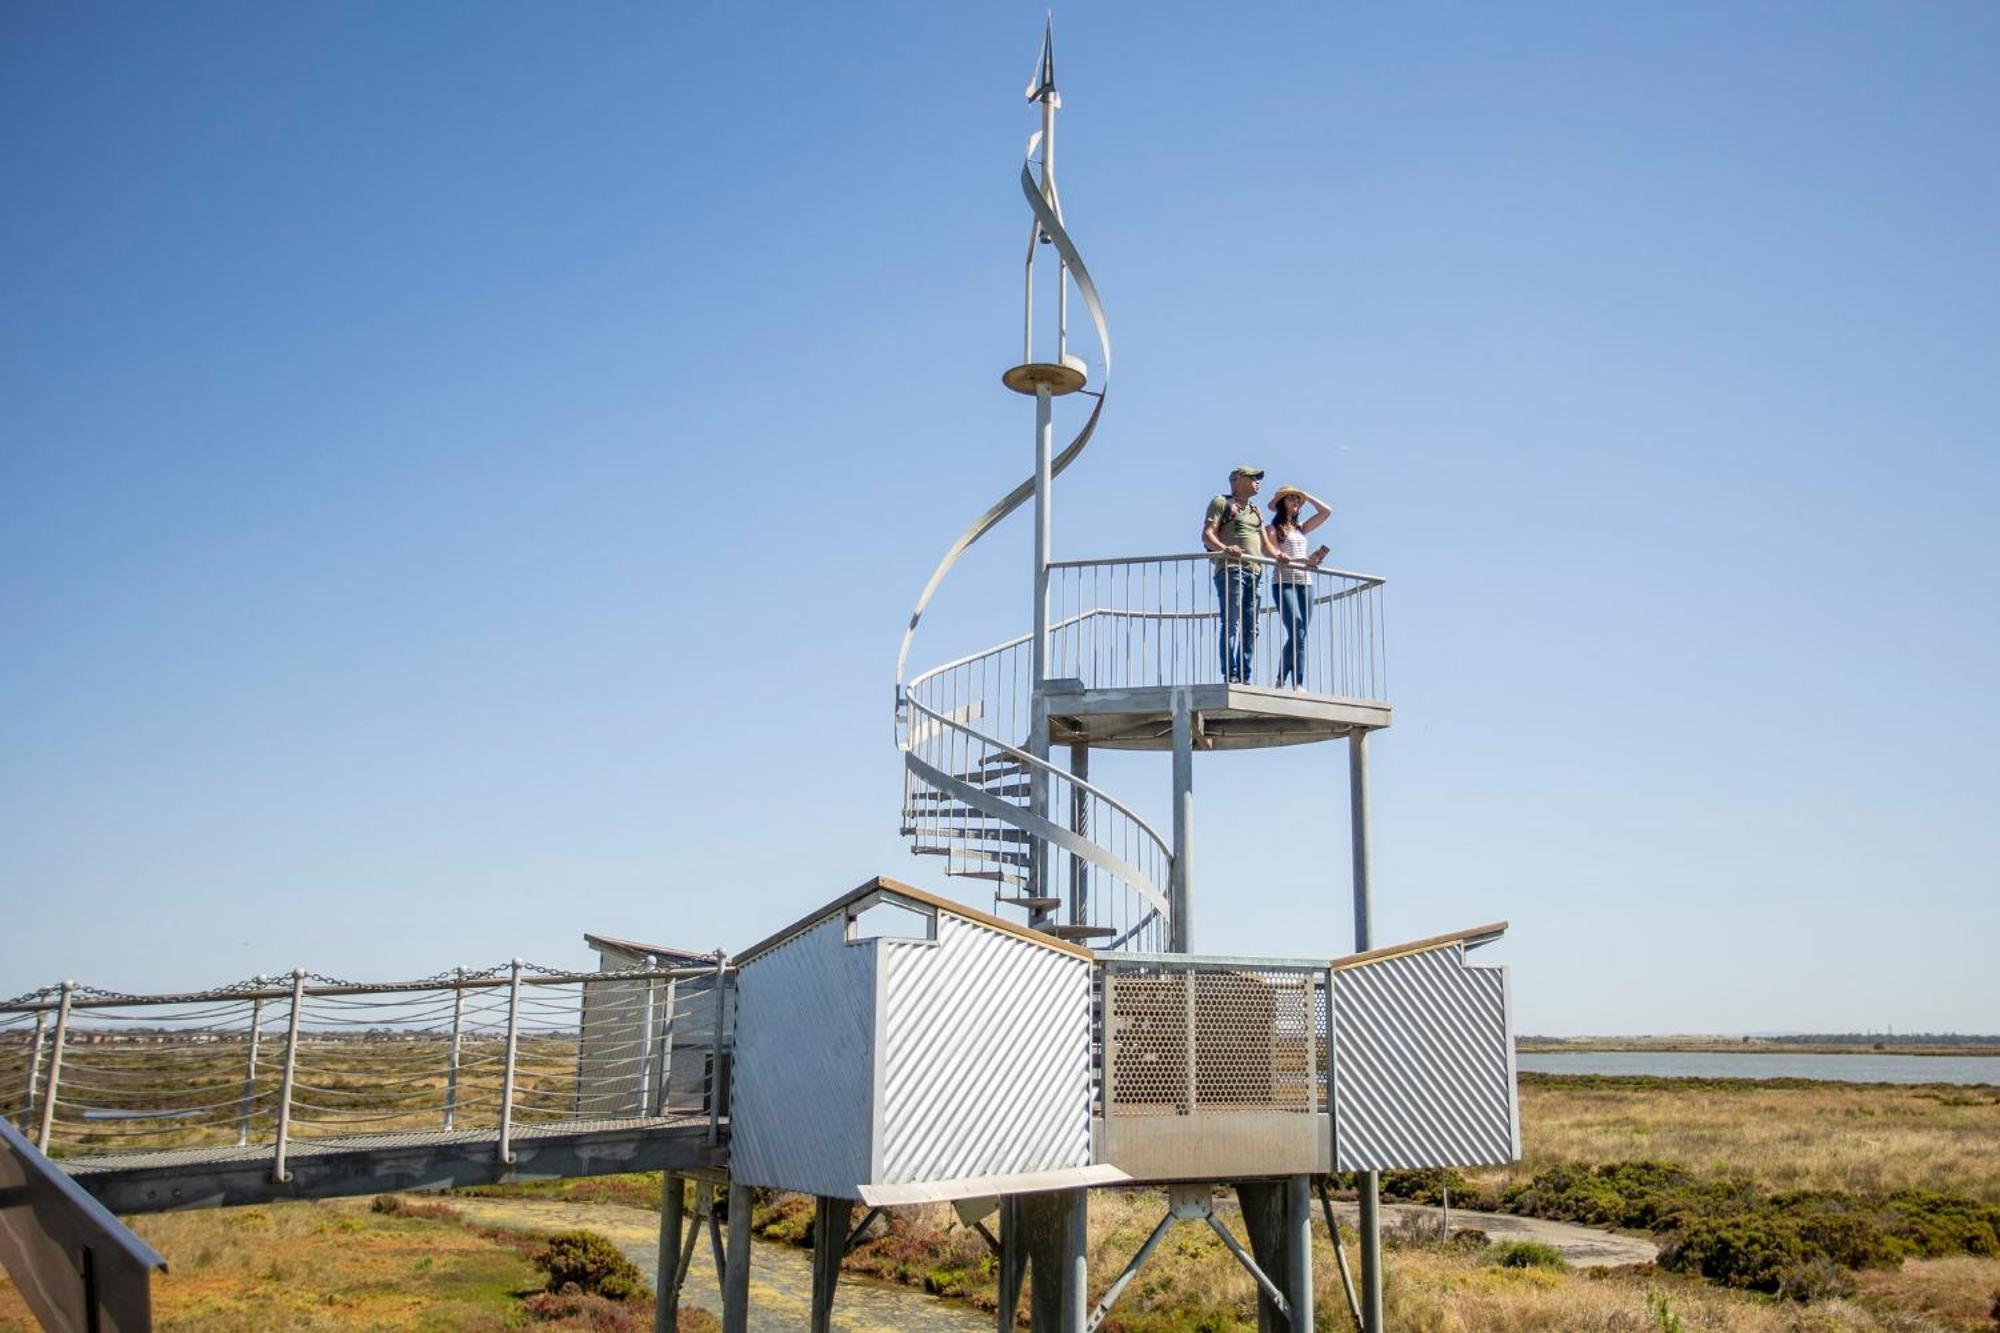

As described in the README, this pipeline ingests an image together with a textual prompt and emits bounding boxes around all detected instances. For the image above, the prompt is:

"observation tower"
[0,27,1519,1333]
[894,26,1389,960]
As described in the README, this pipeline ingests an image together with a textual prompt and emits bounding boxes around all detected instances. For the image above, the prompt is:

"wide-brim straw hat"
[1267,485,1307,511]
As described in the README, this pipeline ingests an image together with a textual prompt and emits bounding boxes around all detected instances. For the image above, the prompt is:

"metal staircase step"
[951,848,1031,866]
[947,760,1029,785]
[996,896,1063,911]
[1041,923,1117,942]
[932,826,1034,844]
[914,781,1032,800]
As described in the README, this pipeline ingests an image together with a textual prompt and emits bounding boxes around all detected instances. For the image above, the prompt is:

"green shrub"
[529,1230,647,1302]
[1488,1241,1569,1271]
[1660,1212,1799,1290]
[1378,1167,1475,1207]
[1884,1190,2000,1257]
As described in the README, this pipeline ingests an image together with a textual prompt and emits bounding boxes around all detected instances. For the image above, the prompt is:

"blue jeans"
[1213,565,1260,683]
[1275,582,1312,688]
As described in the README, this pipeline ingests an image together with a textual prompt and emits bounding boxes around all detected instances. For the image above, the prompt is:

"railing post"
[637,955,658,1118]
[271,968,306,1182]
[655,976,678,1117]
[444,966,465,1131]
[498,959,523,1164]
[34,981,74,1152]
[706,953,728,1145]
[21,988,49,1132]
[236,979,266,1147]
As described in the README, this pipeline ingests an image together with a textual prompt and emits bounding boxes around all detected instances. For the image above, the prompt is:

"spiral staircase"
[891,45,1389,954]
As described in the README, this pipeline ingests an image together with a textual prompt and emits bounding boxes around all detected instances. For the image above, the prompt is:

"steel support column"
[1028,379,1055,911]
[1349,729,1384,1333]
[1021,1188,1086,1332]
[721,1179,752,1333]
[655,1173,684,1333]
[996,1196,1027,1332]
[1169,686,1194,952]
[810,1194,852,1333]
[1286,1175,1314,1333]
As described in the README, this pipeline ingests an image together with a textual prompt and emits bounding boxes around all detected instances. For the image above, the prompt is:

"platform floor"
[1046,681,1390,751]
[62,1114,726,1214]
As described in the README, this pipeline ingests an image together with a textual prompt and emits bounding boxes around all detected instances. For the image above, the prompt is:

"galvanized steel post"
[1028,378,1055,911]
[271,968,306,1182]
[444,966,465,1130]
[236,982,265,1147]
[721,1179,752,1333]
[655,1173,684,1333]
[706,952,727,1145]
[34,981,73,1152]
[656,976,678,1116]
[498,958,523,1165]
[21,988,49,1133]
[1285,1175,1313,1332]
[1169,686,1194,951]
[1348,730,1384,1333]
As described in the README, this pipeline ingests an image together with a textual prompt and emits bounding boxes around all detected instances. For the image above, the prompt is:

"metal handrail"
[904,698,1169,857]
[1050,550,1385,586]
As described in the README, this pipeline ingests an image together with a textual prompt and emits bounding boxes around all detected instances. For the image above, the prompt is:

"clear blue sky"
[4,3,1995,1034]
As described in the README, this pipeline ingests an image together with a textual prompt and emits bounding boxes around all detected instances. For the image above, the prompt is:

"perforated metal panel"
[1103,963,1323,1118]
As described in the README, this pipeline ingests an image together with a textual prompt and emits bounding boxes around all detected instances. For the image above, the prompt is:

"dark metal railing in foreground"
[0,957,734,1177]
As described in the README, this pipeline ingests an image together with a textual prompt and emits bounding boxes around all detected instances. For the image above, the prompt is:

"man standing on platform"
[1202,465,1265,683]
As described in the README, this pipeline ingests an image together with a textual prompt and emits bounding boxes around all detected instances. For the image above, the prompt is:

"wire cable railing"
[0,958,734,1177]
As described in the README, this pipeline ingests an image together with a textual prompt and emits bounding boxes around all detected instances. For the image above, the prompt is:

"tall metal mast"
[1005,18,1089,919]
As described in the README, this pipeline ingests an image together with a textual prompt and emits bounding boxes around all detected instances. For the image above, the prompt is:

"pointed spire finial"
[1026,14,1057,104]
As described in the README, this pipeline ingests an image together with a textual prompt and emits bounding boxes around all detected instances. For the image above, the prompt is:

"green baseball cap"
[1229,465,1265,480]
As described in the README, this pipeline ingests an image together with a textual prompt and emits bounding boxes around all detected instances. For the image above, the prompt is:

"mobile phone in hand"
[1310,544,1330,563]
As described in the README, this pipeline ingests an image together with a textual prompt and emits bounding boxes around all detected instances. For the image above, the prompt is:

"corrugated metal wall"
[575,974,660,1117]
[729,915,879,1197]
[877,915,1091,1185]
[1331,943,1520,1171]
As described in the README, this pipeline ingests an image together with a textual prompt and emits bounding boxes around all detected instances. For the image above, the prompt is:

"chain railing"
[1050,553,1387,700]
[0,959,732,1174]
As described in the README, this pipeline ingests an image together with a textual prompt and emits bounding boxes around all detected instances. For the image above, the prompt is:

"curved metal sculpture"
[894,49,1171,951]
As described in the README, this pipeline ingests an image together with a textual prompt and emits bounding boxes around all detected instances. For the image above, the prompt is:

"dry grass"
[0,1197,705,1333]
[1476,1077,2000,1203]
[1851,1256,2000,1331]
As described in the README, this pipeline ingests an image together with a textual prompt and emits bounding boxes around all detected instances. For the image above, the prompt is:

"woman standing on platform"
[1263,486,1331,689]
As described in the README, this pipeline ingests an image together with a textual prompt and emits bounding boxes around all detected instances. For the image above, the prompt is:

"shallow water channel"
[448,1197,986,1332]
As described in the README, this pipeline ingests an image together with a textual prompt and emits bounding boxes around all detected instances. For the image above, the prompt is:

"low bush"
[1378,1167,1478,1207]
[1883,1190,2000,1257]
[369,1193,463,1223]
[1488,1241,1569,1271]
[529,1230,647,1302]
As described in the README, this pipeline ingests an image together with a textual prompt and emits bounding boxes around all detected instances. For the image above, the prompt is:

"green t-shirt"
[1205,495,1263,562]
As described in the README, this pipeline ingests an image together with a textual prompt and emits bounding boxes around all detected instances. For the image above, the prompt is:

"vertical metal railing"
[497,959,523,1164]
[705,954,727,1146]
[34,981,74,1151]
[235,982,266,1147]
[0,961,722,1167]
[271,968,306,1181]
[444,966,466,1130]
[1046,554,1386,700]
[20,989,51,1131]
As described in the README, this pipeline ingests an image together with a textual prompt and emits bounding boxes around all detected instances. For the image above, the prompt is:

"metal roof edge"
[736,876,1096,967]
[581,932,712,964]
[1329,921,1509,972]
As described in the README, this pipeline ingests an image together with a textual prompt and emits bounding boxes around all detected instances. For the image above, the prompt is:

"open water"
[1517,1050,2000,1085]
